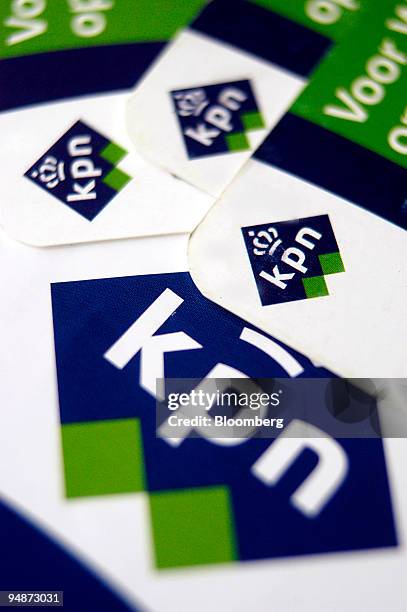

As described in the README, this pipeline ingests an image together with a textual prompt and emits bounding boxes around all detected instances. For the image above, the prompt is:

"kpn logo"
[242,215,345,306]
[171,79,265,158]
[25,121,131,221]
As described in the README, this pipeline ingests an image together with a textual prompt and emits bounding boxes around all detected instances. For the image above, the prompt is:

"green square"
[302,275,329,299]
[99,141,127,165]
[226,131,250,152]
[241,110,265,131]
[102,167,131,192]
[319,252,345,275]
[149,486,237,569]
[61,419,145,498]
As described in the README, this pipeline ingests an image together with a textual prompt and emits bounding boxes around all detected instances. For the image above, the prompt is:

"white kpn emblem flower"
[173,88,209,117]
[248,227,282,256]
[30,156,66,189]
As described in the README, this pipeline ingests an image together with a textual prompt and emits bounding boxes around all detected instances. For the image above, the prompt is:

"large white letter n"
[252,420,349,518]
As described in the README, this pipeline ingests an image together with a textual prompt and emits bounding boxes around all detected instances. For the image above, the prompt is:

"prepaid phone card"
[0,227,403,611]
[0,91,213,246]
[0,2,214,246]
[126,0,366,198]
[189,0,407,379]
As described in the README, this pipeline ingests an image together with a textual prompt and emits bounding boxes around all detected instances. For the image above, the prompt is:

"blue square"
[242,214,344,306]
[25,120,131,221]
[171,79,264,159]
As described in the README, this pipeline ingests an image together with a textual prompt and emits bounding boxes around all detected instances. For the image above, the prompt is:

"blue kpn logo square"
[171,79,265,159]
[51,271,396,569]
[242,214,345,306]
[25,120,132,221]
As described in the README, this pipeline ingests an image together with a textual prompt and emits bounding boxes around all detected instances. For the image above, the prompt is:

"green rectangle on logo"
[103,167,131,192]
[303,275,329,299]
[319,252,345,275]
[226,132,250,152]
[242,110,265,131]
[61,418,145,498]
[149,486,237,568]
[100,141,127,165]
